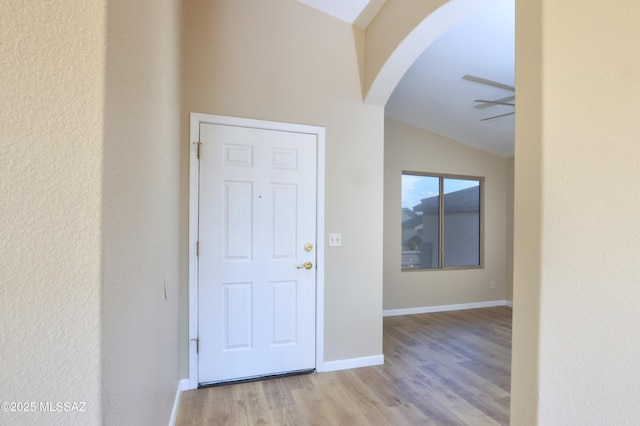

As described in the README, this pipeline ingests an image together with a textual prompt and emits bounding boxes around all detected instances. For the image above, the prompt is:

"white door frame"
[187,113,326,389]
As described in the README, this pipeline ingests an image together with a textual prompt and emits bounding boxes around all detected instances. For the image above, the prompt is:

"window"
[401,172,483,270]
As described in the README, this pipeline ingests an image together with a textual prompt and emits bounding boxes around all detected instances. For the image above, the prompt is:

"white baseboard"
[318,354,384,372]
[383,300,512,317]
[168,379,189,426]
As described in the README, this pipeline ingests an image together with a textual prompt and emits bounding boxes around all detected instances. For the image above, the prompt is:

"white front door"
[197,122,317,385]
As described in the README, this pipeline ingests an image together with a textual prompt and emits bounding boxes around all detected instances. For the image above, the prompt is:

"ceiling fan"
[462,74,515,121]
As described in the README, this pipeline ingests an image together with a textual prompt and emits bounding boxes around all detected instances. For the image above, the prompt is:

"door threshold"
[198,369,315,388]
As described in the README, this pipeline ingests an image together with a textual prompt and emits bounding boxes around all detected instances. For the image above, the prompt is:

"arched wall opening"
[368,0,519,420]
[363,0,501,106]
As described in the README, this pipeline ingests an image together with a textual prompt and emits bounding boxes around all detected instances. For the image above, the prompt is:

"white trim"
[319,355,385,372]
[505,300,513,307]
[315,127,326,376]
[187,114,200,391]
[188,113,326,388]
[383,300,512,317]
[168,379,189,426]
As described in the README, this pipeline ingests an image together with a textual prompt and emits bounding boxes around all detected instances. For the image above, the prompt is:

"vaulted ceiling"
[298,0,515,158]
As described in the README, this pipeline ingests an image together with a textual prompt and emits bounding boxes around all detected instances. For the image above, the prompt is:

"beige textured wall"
[1,1,181,424]
[0,2,104,425]
[102,0,182,425]
[512,0,640,424]
[383,118,509,310]
[181,0,384,365]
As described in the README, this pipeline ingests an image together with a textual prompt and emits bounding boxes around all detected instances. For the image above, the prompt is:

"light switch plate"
[328,233,342,247]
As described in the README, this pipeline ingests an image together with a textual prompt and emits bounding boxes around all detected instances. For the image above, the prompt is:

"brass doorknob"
[296,261,313,270]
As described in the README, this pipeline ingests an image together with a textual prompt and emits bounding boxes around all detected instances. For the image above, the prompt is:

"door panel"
[224,181,253,259]
[198,123,317,384]
[272,184,297,258]
[224,282,252,349]
[271,280,297,344]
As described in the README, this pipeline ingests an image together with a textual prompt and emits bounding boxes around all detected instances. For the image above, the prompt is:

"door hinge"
[192,141,202,159]
[191,337,199,353]
[197,241,199,256]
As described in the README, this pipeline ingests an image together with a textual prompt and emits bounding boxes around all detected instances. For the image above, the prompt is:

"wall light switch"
[328,233,342,247]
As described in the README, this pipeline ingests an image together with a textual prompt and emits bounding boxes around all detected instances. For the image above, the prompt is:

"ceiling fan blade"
[481,111,515,122]
[474,99,515,107]
[474,95,515,109]
[463,74,515,92]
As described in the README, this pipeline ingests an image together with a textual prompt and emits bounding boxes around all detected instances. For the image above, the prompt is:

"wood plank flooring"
[176,306,512,425]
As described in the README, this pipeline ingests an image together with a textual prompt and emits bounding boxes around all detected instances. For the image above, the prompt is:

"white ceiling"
[299,0,515,157]
[386,0,515,157]
[297,0,385,27]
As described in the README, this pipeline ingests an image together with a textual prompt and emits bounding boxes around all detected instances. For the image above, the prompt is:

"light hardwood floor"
[176,306,512,425]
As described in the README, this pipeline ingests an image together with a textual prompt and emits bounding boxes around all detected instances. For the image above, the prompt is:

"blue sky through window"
[402,174,478,209]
